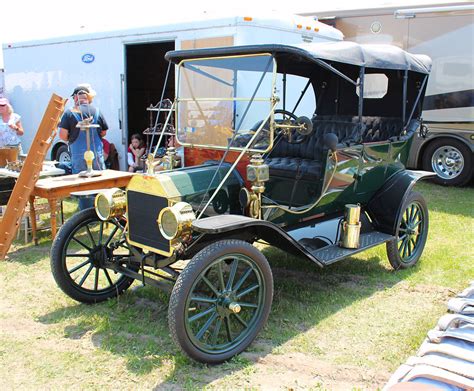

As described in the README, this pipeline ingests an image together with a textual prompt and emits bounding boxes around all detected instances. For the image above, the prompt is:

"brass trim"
[177,97,271,102]
[175,53,277,154]
[125,174,182,257]
[126,236,174,258]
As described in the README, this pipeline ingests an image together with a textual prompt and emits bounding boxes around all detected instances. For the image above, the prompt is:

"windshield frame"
[175,53,278,153]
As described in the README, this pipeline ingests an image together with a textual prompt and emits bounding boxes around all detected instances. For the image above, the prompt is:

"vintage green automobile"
[51,42,433,363]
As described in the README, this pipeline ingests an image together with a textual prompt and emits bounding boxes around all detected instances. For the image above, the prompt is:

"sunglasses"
[0,104,6,107]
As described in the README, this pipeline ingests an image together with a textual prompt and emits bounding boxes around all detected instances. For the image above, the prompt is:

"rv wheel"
[422,138,472,186]
[55,144,71,164]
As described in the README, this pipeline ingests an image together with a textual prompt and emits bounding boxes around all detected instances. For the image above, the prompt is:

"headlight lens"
[160,209,179,240]
[94,188,126,221]
[157,202,196,240]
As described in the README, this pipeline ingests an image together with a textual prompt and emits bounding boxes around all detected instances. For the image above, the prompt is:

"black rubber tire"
[51,208,135,304]
[386,191,429,270]
[422,138,473,186]
[55,144,71,164]
[168,239,273,364]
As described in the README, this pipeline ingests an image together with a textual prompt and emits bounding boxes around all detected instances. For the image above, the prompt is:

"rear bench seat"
[265,119,360,182]
[265,115,406,181]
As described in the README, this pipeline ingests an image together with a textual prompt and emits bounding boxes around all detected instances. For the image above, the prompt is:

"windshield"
[176,54,276,152]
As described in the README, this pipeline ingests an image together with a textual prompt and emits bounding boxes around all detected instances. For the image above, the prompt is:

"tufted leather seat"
[265,119,360,181]
[265,156,322,181]
[357,117,403,143]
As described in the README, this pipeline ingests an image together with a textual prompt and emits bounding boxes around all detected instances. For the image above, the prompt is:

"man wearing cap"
[59,84,109,209]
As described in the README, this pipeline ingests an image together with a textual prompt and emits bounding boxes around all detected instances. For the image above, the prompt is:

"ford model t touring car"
[51,41,433,363]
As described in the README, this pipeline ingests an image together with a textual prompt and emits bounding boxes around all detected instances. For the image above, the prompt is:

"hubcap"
[431,146,464,180]
[398,202,424,263]
[185,255,264,354]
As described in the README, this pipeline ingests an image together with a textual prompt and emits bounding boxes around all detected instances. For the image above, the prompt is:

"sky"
[0,0,466,68]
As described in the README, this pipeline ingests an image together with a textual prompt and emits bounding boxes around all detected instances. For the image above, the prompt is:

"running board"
[305,231,395,266]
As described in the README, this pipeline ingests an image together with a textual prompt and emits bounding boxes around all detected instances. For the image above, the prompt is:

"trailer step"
[307,231,394,266]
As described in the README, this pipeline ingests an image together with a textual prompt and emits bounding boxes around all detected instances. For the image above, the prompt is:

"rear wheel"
[51,208,135,303]
[422,138,472,186]
[386,191,429,269]
[168,240,273,363]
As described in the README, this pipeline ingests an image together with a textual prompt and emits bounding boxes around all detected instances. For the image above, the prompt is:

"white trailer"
[301,3,474,185]
[2,14,342,169]
[0,69,4,97]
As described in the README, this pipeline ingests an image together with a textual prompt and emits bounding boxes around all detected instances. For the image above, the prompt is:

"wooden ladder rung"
[0,93,66,259]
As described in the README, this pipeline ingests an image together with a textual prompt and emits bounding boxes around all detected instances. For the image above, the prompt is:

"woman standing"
[0,98,24,150]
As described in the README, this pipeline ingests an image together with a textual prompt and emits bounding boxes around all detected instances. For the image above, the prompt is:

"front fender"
[191,215,324,267]
[366,169,434,235]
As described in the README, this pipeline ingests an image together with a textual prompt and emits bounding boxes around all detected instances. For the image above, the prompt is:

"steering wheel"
[273,109,313,144]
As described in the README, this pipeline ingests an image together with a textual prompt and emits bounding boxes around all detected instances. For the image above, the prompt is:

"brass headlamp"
[94,188,127,221]
[157,201,196,240]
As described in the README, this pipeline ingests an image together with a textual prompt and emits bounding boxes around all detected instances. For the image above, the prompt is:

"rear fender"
[190,215,324,267]
[366,169,434,235]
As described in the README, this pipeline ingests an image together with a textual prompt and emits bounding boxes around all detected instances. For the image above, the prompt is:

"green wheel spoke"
[224,316,232,342]
[66,253,90,257]
[226,259,239,291]
[233,267,252,293]
[78,264,94,287]
[104,225,120,247]
[191,296,217,304]
[413,219,422,229]
[94,267,99,290]
[409,204,415,222]
[201,276,220,297]
[398,234,407,242]
[217,262,225,291]
[236,283,259,299]
[188,306,216,323]
[72,237,92,252]
[98,222,104,245]
[211,317,223,345]
[411,208,421,225]
[196,312,218,340]
[401,239,409,259]
[407,239,413,257]
[68,259,91,274]
[398,237,405,251]
[103,269,114,287]
[232,313,248,328]
[85,225,96,247]
[237,301,258,309]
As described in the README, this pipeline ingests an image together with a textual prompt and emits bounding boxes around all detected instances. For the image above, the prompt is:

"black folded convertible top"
[165,41,431,74]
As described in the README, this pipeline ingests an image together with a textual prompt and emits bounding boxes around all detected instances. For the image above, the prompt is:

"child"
[128,134,146,172]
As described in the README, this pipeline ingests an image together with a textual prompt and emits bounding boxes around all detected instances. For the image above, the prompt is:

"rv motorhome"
[302,3,474,186]
[2,14,342,169]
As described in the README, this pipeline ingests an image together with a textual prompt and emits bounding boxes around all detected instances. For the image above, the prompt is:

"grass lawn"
[0,181,472,389]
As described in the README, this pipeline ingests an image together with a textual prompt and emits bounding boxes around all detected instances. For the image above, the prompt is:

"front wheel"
[168,240,273,364]
[386,191,429,269]
[51,208,136,304]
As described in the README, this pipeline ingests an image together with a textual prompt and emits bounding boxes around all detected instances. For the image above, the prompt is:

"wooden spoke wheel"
[168,240,273,364]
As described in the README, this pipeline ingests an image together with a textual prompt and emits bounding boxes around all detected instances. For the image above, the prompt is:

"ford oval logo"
[81,53,95,63]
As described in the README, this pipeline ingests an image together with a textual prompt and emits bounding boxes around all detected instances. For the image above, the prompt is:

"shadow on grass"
[36,244,416,388]
[6,236,53,265]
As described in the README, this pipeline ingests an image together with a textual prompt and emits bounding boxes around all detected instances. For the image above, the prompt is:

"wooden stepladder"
[0,94,66,259]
